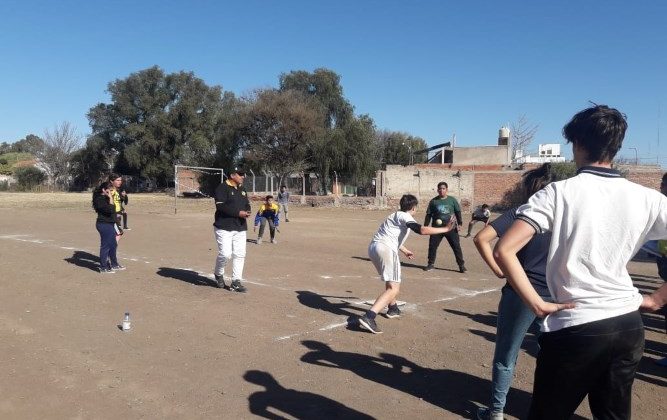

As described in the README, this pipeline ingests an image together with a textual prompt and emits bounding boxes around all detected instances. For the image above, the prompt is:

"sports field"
[1,193,665,419]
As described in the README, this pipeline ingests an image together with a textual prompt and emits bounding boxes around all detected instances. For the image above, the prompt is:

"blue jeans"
[96,222,118,270]
[490,284,551,413]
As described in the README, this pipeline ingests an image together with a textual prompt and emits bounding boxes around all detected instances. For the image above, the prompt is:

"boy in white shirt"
[494,105,667,419]
[358,194,455,334]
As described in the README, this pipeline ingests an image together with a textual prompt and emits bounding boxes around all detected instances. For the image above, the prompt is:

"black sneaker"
[423,264,434,271]
[214,274,226,289]
[459,265,467,273]
[358,314,382,334]
[229,279,247,293]
[386,305,401,319]
[99,267,115,274]
[111,264,126,271]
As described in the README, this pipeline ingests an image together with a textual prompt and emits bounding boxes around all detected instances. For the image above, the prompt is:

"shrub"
[15,166,46,191]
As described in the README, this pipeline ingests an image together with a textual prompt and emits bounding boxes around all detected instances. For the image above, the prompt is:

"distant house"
[514,143,566,164]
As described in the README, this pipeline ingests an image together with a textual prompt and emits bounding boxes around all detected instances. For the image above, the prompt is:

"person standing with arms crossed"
[423,181,466,273]
[212,167,251,292]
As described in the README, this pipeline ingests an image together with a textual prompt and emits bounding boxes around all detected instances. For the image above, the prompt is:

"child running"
[358,194,455,334]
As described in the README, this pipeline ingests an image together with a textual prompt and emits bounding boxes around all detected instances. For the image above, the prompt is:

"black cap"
[230,167,246,176]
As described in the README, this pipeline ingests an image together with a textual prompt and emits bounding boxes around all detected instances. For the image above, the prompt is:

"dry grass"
[0,192,213,213]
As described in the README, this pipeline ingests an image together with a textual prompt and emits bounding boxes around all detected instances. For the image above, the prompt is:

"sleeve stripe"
[516,214,542,234]
[406,221,422,234]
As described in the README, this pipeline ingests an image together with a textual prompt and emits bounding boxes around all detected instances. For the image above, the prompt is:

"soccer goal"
[174,165,225,214]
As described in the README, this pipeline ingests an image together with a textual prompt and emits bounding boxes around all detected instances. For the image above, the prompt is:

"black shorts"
[472,215,489,223]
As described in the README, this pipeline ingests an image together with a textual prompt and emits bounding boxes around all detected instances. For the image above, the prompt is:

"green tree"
[239,89,322,185]
[10,134,45,155]
[87,66,230,186]
[376,130,429,165]
[69,136,115,190]
[279,68,378,193]
[0,142,11,154]
[14,166,46,191]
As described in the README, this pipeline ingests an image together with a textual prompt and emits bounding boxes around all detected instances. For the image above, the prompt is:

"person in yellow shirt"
[109,173,125,245]
[254,195,280,244]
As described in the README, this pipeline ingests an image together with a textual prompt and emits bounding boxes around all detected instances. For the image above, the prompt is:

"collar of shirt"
[576,166,622,178]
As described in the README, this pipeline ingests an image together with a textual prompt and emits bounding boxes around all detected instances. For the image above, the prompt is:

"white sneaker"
[477,408,504,420]
[257,238,262,245]
[271,239,277,244]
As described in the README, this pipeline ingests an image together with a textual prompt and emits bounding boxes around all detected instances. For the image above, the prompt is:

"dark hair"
[91,181,112,208]
[521,163,558,203]
[437,181,448,189]
[280,185,286,189]
[265,195,273,200]
[109,173,122,182]
[562,104,627,163]
[399,194,419,212]
[662,172,667,183]
[481,204,489,209]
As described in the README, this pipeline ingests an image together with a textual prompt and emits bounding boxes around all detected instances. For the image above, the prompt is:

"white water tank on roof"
[498,126,510,145]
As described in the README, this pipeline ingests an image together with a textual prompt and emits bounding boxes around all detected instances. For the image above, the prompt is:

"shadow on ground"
[64,250,100,272]
[156,267,217,287]
[299,340,538,418]
[295,290,366,318]
[244,370,374,419]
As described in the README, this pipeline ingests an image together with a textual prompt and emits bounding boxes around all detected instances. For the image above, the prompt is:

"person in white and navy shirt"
[494,105,667,420]
[357,194,455,334]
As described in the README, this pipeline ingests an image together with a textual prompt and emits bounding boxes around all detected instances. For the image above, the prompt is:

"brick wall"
[380,164,664,212]
[473,171,524,210]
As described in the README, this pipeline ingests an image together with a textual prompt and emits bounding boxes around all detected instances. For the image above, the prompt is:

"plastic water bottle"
[122,312,131,331]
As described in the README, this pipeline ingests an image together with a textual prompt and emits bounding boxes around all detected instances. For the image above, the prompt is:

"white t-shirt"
[517,166,667,332]
[371,211,418,251]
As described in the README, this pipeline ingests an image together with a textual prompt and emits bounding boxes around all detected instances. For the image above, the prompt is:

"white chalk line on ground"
[274,286,502,341]
[1,233,499,341]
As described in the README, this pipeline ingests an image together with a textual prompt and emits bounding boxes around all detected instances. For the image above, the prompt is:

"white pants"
[213,228,247,281]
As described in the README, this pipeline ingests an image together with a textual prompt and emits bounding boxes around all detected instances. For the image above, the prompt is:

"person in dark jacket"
[212,167,251,292]
[92,181,124,273]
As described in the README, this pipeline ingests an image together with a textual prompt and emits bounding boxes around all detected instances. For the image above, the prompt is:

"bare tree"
[510,115,539,160]
[39,122,81,189]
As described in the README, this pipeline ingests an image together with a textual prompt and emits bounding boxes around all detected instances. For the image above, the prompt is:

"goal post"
[174,164,225,214]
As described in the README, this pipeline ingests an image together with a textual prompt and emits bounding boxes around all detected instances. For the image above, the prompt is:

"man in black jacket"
[212,168,251,292]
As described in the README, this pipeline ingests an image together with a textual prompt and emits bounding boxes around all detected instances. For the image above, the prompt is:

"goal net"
[174,165,226,214]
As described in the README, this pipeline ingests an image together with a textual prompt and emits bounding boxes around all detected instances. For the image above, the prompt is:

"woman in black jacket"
[92,181,123,273]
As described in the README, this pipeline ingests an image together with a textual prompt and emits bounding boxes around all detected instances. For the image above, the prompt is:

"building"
[514,143,566,164]
[418,127,511,167]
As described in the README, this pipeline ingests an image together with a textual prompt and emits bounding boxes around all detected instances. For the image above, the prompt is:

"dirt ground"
[0,192,665,420]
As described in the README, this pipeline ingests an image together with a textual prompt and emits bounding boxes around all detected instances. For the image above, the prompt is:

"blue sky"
[1,0,666,166]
